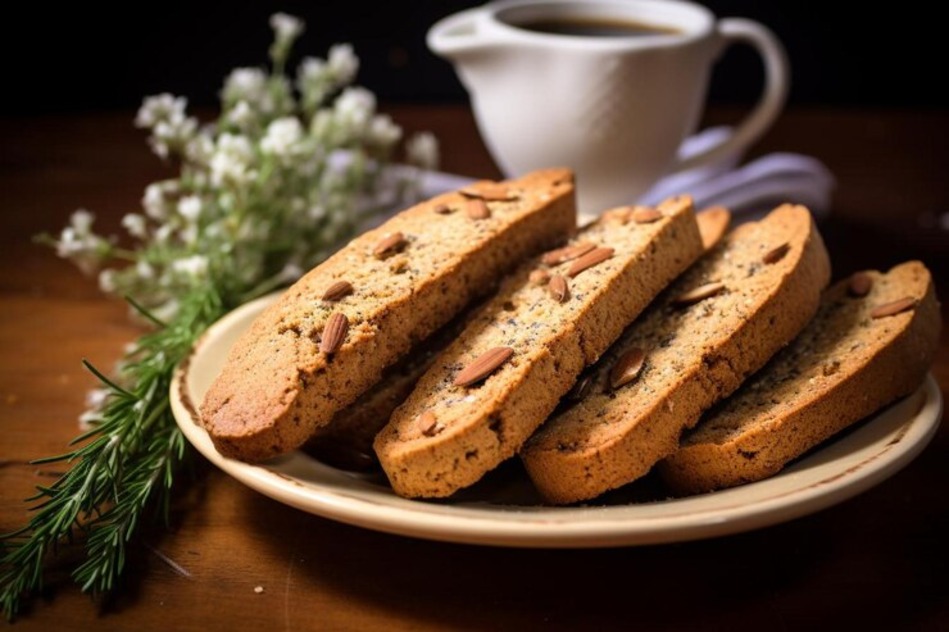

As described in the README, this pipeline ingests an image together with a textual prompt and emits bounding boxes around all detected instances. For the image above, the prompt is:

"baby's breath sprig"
[1,13,437,619]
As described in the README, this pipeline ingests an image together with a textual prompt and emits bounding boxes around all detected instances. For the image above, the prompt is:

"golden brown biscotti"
[307,204,735,470]
[374,196,705,498]
[303,302,474,470]
[659,261,940,494]
[520,204,832,504]
[201,169,577,462]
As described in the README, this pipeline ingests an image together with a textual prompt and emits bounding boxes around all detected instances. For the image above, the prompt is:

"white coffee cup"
[428,0,789,213]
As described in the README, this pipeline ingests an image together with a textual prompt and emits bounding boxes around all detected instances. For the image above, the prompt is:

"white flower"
[55,209,109,275]
[227,100,256,129]
[172,255,209,278]
[297,57,332,107]
[135,93,187,129]
[406,131,439,170]
[270,13,304,42]
[153,224,175,244]
[71,209,94,233]
[149,114,198,160]
[179,223,199,245]
[260,117,303,156]
[142,182,177,220]
[368,114,402,147]
[85,388,110,410]
[335,87,376,126]
[222,68,267,105]
[185,129,215,165]
[98,269,117,293]
[177,195,202,222]
[136,260,155,280]
[210,133,255,186]
[122,213,148,238]
[298,57,326,82]
[327,44,359,84]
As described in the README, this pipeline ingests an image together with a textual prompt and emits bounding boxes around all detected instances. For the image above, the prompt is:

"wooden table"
[2,106,947,630]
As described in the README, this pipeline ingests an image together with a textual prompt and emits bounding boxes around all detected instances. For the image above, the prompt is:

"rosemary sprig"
[1,288,222,618]
[0,12,436,619]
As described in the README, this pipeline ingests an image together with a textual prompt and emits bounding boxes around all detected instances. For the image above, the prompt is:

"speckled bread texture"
[659,261,940,494]
[521,204,832,504]
[374,196,705,498]
[303,304,471,470]
[201,168,577,462]
[307,207,733,471]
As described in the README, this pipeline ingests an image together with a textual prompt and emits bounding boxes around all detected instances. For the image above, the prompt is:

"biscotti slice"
[659,261,940,494]
[374,196,705,498]
[303,301,475,470]
[521,204,832,504]
[307,206,734,470]
[201,168,577,462]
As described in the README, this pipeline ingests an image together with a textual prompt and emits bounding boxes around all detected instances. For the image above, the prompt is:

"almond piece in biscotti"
[375,194,705,499]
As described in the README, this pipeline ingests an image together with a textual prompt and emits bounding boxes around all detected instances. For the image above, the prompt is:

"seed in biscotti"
[542,242,595,265]
[373,232,407,258]
[460,184,518,201]
[610,347,646,390]
[418,410,440,437]
[453,347,514,387]
[763,242,791,264]
[567,247,614,277]
[321,280,354,302]
[549,275,570,303]
[870,296,917,319]
[466,199,491,219]
[529,269,551,285]
[672,282,725,306]
[847,272,874,297]
[433,203,453,214]
[632,207,664,224]
[319,313,349,354]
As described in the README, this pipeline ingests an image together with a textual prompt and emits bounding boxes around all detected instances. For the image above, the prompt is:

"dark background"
[2,1,945,116]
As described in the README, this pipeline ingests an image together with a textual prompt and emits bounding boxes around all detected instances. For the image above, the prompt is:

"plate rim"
[171,292,943,548]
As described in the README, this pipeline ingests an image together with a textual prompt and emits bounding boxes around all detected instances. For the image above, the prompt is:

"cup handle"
[669,18,790,174]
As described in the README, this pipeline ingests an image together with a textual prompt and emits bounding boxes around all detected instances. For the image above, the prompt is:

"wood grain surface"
[1,106,947,630]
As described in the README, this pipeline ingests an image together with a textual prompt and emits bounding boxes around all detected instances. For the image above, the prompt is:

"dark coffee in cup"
[513,17,680,37]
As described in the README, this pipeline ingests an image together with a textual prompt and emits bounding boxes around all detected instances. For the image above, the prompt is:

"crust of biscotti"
[200,168,577,462]
[374,196,705,498]
[521,204,832,504]
[659,261,941,494]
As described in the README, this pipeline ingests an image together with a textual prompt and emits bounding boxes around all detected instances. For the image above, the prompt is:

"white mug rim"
[486,0,715,49]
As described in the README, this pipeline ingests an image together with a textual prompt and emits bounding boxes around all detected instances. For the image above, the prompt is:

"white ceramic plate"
[171,292,943,548]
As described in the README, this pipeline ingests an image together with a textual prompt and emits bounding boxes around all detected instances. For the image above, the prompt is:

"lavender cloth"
[411,126,835,220]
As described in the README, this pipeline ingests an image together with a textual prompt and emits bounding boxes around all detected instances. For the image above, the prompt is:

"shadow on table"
[233,477,928,631]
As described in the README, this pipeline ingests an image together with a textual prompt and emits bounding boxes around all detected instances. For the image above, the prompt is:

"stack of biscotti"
[520,204,832,504]
[373,196,706,498]
[659,261,941,494]
[302,303,475,470]
[200,168,577,462]
[306,206,733,471]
